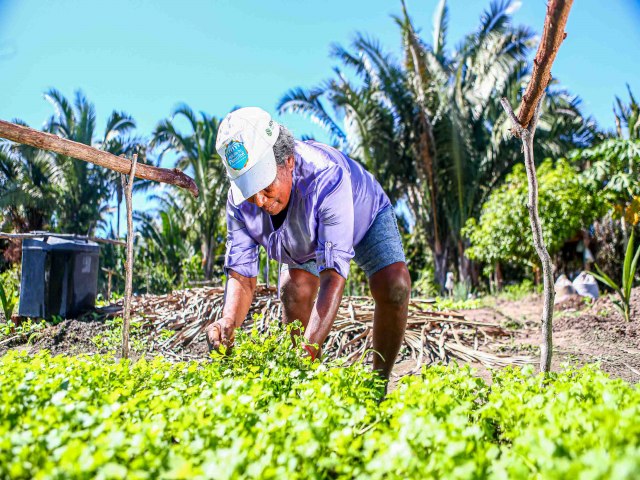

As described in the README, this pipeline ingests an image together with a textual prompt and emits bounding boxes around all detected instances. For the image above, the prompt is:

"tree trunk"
[203,238,217,280]
[457,239,472,284]
[533,265,541,286]
[495,262,504,291]
[470,260,480,290]
[433,245,448,292]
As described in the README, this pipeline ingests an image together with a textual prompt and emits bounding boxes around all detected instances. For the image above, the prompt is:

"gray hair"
[273,125,295,165]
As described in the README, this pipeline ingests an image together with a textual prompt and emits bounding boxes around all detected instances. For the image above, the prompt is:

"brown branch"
[121,154,137,359]
[0,119,199,197]
[516,0,574,130]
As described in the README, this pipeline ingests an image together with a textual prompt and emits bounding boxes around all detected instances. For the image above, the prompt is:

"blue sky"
[1,0,639,232]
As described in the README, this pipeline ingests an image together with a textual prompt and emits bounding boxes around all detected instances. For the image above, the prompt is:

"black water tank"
[19,236,100,319]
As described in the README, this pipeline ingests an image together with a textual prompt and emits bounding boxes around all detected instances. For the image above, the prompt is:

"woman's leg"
[280,267,319,335]
[369,262,411,379]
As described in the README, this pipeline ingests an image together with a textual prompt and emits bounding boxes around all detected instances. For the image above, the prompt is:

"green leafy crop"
[91,316,150,354]
[0,324,638,479]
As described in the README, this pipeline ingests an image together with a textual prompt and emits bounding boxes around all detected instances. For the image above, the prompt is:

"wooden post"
[121,154,137,359]
[106,270,113,301]
[500,0,574,373]
[0,119,199,197]
[513,0,574,131]
[501,96,555,372]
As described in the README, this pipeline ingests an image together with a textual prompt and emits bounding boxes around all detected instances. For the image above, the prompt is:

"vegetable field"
[1,325,639,479]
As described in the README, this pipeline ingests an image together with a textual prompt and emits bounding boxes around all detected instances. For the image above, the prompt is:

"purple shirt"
[224,140,391,279]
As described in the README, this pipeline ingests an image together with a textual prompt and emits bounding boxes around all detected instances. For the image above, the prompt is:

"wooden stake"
[0,119,198,197]
[501,96,555,372]
[101,268,116,301]
[514,0,574,132]
[498,0,573,372]
[121,154,138,359]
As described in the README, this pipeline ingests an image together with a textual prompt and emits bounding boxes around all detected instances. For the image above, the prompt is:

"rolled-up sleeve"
[315,166,355,279]
[225,193,259,278]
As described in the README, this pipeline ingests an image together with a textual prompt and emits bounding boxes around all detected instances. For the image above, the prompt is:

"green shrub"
[463,159,605,275]
[499,279,540,301]
[433,295,482,311]
[1,325,639,479]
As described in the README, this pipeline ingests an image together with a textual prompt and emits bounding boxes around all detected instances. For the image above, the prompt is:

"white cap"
[216,107,281,206]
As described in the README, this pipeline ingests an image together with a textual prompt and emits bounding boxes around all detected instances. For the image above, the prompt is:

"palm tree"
[135,196,197,284]
[279,0,593,288]
[151,105,227,279]
[614,85,640,141]
[397,0,594,282]
[44,89,141,234]
[0,125,62,233]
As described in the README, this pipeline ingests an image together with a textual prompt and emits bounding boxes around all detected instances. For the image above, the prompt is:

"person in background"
[206,107,410,380]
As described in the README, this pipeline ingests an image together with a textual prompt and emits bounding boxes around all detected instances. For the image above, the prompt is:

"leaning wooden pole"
[500,0,574,372]
[0,119,199,197]
[121,154,138,359]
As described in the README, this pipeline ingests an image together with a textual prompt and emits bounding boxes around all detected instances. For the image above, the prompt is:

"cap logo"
[225,140,249,170]
[266,120,274,136]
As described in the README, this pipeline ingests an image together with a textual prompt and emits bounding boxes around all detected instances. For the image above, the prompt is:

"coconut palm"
[614,85,640,141]
[44,89,141,234]
[151,105,227,279]
[397,0,594,282]
[279,0,593,288]
[135,196,196,280]
[0,125,62,232]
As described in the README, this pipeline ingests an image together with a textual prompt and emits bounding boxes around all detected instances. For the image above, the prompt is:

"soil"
[460,287,640,384]
[2,287,640,386]
[1,317,109,358]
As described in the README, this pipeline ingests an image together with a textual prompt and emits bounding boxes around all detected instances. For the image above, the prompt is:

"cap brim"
[229,149,278,206]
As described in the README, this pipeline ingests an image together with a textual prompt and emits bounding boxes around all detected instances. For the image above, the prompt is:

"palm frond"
[432,0,448,58]
[277,87,346,142]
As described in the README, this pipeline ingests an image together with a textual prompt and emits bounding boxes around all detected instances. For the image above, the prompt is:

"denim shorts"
[283,205,406,278]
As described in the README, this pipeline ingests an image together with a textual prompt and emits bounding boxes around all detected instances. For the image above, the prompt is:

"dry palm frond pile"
[128,286,534,369]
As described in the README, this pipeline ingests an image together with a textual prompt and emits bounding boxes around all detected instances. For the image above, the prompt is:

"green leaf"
[624,242,640,301]
[622,231,635,298]
[0,282,9,320]
[591,264,621,294]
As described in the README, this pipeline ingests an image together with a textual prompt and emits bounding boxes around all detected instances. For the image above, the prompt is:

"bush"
[1,325,639,479]
[499,279,540,301]
[463,159,605,276]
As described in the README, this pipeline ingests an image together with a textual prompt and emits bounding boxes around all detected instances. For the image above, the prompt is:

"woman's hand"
[206,317,236,352]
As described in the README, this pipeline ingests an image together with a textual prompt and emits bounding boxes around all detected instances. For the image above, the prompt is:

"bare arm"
[303,269,345,359]
[223,270,257,327]
[207,270,256,350]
